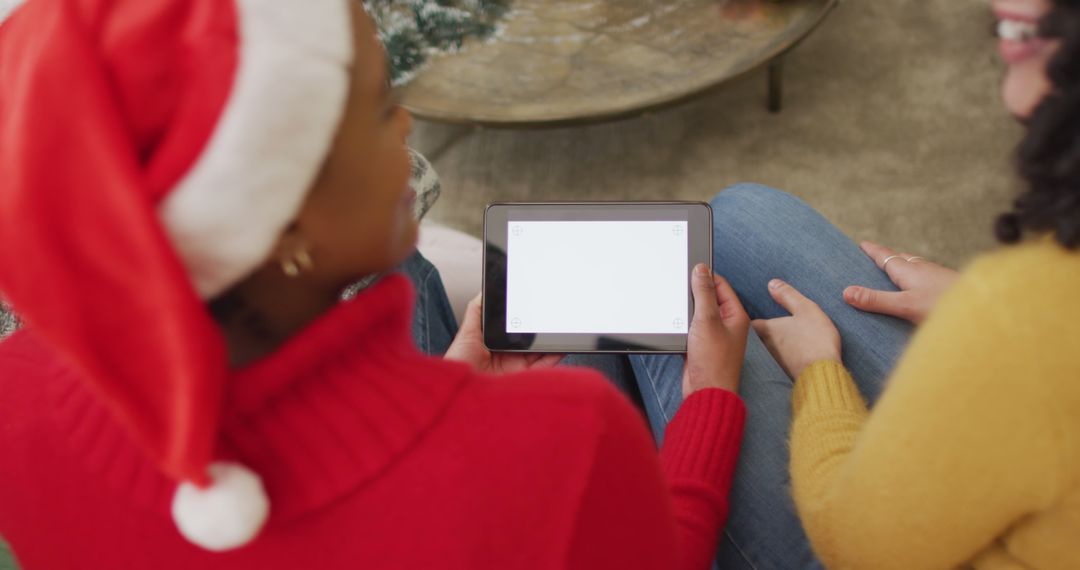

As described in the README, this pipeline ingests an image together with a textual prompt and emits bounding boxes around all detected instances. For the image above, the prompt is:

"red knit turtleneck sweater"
[0,275,745,569]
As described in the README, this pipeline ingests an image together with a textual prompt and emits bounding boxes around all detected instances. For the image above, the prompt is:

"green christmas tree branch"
[366,0,512,84]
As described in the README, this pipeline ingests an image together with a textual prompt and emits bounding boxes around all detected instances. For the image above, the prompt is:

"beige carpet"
[410,0,1025,270]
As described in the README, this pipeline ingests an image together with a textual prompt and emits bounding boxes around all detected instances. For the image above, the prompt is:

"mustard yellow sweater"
[791,238,1080,570]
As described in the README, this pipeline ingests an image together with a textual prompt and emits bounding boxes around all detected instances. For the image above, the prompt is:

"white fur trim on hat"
[160,0,354,299]
[172,462,270,551]
[0,0,25,23]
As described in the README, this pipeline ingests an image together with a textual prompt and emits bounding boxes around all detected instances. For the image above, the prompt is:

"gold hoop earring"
[280,247,314,278]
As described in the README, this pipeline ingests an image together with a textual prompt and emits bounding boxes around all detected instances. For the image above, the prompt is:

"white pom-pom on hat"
[171,462,270,551]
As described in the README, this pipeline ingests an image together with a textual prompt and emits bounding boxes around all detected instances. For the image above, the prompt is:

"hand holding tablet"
[444,292,566,373]
[483,202,714,353]
[681,264,749,396]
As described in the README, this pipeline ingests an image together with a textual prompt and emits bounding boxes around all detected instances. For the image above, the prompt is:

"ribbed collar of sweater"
[51,274,472,522]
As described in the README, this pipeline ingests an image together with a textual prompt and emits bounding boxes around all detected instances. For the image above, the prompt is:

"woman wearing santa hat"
[0,0,749,568]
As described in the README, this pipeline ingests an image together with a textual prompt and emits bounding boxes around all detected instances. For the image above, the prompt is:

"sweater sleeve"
[565,386,746,570]
[659,388,747,569]
[789,256,1069,569]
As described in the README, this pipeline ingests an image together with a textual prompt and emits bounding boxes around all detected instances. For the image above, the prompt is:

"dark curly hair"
[997,0,1080,248]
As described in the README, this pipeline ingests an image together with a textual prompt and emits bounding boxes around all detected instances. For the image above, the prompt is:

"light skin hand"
[682,264,750,398]
[843,241,960,325]
[752,280,842,380]
[444,294,564,374]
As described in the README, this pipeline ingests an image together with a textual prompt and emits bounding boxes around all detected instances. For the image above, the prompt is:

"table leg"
[768,57,784,113]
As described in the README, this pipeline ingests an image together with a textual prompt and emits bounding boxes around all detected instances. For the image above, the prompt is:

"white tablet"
[483,202,713,353]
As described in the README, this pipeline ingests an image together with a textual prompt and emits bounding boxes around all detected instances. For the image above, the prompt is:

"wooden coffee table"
[400,0,838,127]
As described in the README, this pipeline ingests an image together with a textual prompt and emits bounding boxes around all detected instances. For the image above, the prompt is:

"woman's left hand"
[751,279,842,380]
[445,294,564,374]
[843,241,959,325]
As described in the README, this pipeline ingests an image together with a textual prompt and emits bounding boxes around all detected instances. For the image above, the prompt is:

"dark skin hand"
[444,294,564,374]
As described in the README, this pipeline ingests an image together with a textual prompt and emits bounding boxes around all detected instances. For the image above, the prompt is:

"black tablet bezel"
[483,202,713,353]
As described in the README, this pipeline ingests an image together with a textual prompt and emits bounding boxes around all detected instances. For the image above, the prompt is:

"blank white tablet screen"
[505,221,689,334]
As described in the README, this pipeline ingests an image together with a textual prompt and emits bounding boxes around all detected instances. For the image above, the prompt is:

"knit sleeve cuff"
[792,360,867,416]
[659,388,746,489]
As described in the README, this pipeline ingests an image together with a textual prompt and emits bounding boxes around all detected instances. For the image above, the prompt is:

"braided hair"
[998,0,1080,248]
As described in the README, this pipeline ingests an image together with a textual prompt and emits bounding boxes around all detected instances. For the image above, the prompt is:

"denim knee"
[710,183,805,213]
[708,183,819,232]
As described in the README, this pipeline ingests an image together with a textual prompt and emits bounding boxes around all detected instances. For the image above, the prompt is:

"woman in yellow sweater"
[633,0,1077,567]
[743,0,1080,567]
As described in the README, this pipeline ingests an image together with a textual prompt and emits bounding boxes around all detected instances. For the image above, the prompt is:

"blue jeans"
[632,184,914,569]
[399,252,460,357]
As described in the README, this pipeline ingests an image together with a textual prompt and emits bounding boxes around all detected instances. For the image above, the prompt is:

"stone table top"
[400,0,838,127]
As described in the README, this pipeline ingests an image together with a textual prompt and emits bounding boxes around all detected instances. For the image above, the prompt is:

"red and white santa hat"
[0,0,355,551]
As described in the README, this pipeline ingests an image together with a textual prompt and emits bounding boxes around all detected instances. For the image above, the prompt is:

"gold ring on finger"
[882,255,903,271]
